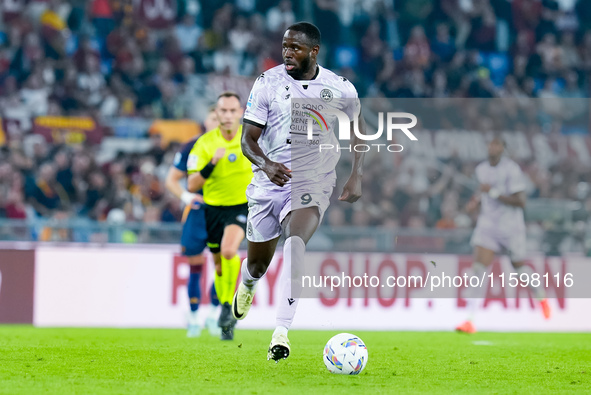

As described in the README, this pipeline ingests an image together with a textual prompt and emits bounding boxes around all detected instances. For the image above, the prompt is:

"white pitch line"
[472,341,494,346]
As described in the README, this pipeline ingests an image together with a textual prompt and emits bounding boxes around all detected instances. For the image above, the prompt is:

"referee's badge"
[228,153,237,162]
[187,154,197,170]
[236,214,247,224]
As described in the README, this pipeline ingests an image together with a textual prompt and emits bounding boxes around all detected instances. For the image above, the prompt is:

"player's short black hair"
[217,91,241,104]
[286,22,321,47]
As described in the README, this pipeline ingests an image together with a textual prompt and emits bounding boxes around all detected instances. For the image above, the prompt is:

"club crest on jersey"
[320,89,333,102]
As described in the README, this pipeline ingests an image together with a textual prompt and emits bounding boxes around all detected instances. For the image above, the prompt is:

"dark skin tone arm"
[241,122,292,187]
[338,115,366,203]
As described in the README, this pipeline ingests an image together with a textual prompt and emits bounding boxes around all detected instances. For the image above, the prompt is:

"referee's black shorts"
[204,203,248,253]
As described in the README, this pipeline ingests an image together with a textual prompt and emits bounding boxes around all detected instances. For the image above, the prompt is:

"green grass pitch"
[0,326,589,394]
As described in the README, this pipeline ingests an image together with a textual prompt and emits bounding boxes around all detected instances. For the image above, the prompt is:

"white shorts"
[246,172,336,242]
[470,226,527,262]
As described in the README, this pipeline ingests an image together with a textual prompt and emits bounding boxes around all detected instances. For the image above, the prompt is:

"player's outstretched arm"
[338,115,365,203]
[165,166,203,205]
[241,122,291,187]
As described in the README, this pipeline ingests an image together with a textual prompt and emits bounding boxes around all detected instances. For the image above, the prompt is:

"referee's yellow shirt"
[187,126,252,206]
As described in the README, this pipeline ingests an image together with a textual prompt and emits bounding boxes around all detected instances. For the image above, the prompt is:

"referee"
[187,92,253,340]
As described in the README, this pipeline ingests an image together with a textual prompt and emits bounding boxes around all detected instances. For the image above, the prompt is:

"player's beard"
[488,153,501,165]
[287,54,313,80]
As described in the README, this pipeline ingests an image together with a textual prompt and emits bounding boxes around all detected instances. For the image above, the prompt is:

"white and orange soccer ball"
[323,333,368,375]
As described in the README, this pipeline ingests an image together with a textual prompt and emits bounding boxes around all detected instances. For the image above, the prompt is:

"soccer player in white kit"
[231,22,365,361]
[456,136,551,334]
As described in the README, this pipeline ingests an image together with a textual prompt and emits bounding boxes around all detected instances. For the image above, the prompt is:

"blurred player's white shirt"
[475,156,527,233]
[243,64,360,189]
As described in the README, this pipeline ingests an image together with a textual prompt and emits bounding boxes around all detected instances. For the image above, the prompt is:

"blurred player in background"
[233,22,365,361]
[187,92,253,340]
[456,136,551,334]
[165,108,221,337]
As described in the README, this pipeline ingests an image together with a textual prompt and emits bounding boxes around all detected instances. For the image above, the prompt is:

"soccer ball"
[323,333,368,375]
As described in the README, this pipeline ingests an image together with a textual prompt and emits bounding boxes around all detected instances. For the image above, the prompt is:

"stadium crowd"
[0,0,590,246]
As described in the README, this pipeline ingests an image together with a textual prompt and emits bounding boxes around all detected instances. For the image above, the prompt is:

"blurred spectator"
[72,35,101,70]
[313,0,341,51]
[77,55,106,108]
[90,0,115,38]
[404,26,431,69]
[20,72,50,116]
[466,0,497,52]
[174,14,202,53]
[579,31,591,72]
[83,171,109,219]
[39,0,70,60]
[559,31,581,70]
[512,0,542,35]
[229,16,254,54]
[267,0,295,33]
[431,23,456,63]
[28,161,69,216]
[160,196,183,222]
[162,35,185,70]
[1,77,33,140]
[151,80,185,119]
[467,68,497,98]
[396,0,434,44]
[54,149,76,201]
[10,32,44,83]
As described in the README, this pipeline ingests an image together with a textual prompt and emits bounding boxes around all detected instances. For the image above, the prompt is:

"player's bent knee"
[244,256,271,277]
[221,248,237,261]
[247,262,268,277]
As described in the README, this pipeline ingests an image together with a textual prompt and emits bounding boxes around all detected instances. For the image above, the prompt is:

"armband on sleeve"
[200,161,216,179]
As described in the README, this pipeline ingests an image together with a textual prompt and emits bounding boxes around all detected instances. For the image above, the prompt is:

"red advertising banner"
[32,246,591,331]
[33,116,103,145]
[0,249,35,324]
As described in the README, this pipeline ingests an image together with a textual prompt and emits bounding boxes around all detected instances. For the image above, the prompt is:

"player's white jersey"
[243,64,360,189]
[475,156,527,233]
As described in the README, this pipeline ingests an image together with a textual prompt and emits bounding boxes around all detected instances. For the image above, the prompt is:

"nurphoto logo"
[302,105,418,153]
